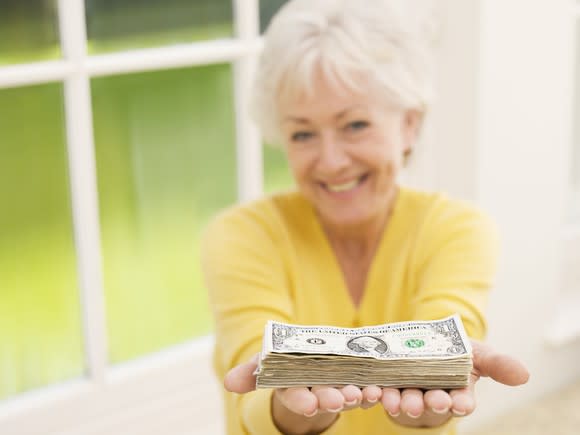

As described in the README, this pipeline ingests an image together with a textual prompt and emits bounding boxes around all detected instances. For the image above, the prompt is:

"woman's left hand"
[380,340,530,428]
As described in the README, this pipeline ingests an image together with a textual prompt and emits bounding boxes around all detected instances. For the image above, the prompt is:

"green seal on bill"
[404,339,425,348]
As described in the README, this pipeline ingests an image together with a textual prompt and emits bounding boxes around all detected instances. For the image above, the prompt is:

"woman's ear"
[402,109,424,155]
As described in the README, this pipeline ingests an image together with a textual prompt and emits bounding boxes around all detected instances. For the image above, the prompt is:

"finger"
[423,389,452,415]
[449,388,476,416]
[311,386,345,413]
[275,387,318,416]
[400,389,425,419]
[340,385,363,409]
[224,354,259,394]
[360,385,382,409]
[472,341,530,386]
[449,375,476,417]
[381,388,401,417]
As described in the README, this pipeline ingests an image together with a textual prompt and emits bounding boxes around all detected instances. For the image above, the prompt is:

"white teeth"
[326,178,360,192]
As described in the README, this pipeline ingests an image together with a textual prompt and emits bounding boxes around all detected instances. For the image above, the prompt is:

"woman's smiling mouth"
[321,174,370,194]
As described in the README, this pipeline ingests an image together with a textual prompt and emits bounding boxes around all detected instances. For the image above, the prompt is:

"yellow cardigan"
[202,187,498,435]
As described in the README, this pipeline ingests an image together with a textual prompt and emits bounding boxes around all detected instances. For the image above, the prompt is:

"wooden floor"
[466,380,580,435]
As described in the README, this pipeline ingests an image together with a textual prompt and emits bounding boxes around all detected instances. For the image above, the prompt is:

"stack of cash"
[255,315,472,390]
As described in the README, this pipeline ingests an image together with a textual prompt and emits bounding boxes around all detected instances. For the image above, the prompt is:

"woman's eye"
[346,120,369,132]
[291,131,314,142]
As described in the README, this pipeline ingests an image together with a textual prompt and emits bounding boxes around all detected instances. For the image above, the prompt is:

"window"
[92,64,236,362]
[260,0,294,193]
[0,0,61,65]
[86,0,234,53]
[0,83,83,400]
[0,1,294,431]
[264,144,293,193]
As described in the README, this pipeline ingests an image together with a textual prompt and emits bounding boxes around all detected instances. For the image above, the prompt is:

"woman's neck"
[321,188,398,261]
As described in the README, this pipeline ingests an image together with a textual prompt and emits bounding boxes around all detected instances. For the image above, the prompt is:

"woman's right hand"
[224,354,383,434]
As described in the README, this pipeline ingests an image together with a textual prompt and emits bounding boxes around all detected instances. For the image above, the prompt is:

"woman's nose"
[317,134,350,173]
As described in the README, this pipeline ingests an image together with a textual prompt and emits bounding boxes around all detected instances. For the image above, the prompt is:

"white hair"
[251,0,437,146]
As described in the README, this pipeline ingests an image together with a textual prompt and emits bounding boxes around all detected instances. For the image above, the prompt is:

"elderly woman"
[202,1,529,434]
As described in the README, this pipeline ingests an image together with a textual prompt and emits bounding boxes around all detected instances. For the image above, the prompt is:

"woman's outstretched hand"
[224,354,383,433]
[224,340,530,431]
[381,340,530,427]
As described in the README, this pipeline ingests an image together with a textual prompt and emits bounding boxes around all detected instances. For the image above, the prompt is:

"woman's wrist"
[271,391,339,435]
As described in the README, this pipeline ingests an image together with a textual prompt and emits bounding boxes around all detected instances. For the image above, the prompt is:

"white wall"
[432,0,580,431]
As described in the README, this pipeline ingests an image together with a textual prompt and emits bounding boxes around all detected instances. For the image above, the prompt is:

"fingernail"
[303,409,318,418]
[406,411,422,419]
[387,410,400,418]
[432,407,450,415]
[326,406,343,413]
[366,397,378,403]
[452,409,466,416]
[344,399,359,406]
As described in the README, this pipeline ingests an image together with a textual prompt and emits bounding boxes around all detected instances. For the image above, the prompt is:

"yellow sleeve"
[411,203,499,339]
[201,204,293,434]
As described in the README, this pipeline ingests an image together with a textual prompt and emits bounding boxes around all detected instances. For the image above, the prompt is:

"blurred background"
[0,0,579,434]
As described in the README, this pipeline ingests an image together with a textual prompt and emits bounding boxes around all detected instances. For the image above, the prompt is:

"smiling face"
[278,75,421,231]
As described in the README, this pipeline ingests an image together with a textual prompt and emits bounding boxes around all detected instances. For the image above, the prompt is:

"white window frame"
[0,1,262,433]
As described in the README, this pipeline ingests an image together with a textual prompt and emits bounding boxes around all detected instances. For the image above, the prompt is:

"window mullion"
[0,60,73,89]
[58,0,108,385]
[233,0,263,202]
[86,39,257,77]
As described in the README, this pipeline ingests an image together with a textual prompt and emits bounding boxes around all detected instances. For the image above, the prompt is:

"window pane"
[92,65,236,363]
[263,145,294,194]
[85,0,233,54]
[260,0,289,33]
[572,21,580,221]
[260,0,293,191]
[0,0,61,65]
[0,84,83,400]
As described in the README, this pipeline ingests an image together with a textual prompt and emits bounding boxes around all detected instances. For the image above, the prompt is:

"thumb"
[224,354,260,394]
[471,340,530,386]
